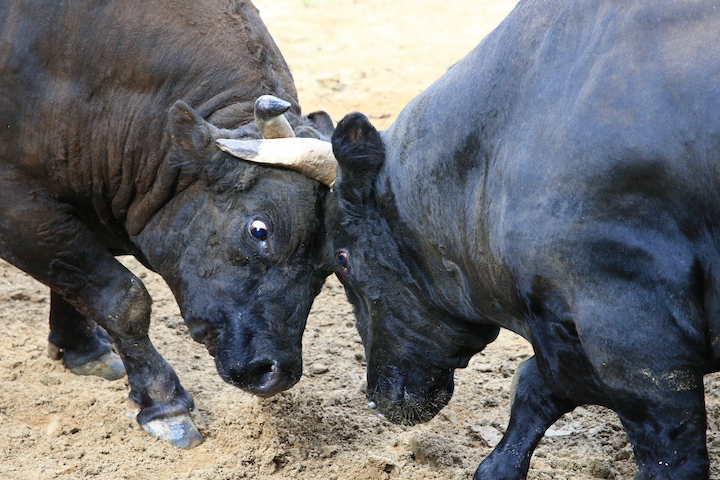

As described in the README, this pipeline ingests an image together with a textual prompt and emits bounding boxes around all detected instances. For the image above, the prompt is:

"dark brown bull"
[0,0,336,447]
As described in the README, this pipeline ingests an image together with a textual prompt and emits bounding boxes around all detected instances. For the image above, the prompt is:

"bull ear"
[168,100,218,161]
[306,110,335,139]
[331,112,384,196]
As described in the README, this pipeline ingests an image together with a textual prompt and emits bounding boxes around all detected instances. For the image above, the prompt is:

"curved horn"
[254,95,295,139]
[216,138,337,187]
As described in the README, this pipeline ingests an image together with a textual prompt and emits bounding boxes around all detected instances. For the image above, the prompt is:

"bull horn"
[216,137,337,187]
[254,95,295,139]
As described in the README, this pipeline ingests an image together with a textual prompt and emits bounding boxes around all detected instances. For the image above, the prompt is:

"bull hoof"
[141,414,205,449]
[65,350,126,381]
[126,403,206,449]
[126,401,206,449]
[48,341,127,381]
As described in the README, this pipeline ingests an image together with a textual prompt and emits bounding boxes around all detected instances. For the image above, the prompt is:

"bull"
[320,0,720,478]
[0,0,337,448]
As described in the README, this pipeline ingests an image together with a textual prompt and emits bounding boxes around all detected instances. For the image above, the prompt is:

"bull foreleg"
[88,274,204,449]
[0,175,203,448]
[115,335,202,448]
[571,287,710,480]
[474,356,575,480]
[614,386,708,480]
[48,291,125,380]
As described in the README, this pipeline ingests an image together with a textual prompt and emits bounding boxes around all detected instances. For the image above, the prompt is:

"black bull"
[329,0,720,478]
[0,0,336,448]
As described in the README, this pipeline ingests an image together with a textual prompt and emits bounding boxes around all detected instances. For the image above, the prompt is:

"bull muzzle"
[366,364,455,426]
[225,358,298,398]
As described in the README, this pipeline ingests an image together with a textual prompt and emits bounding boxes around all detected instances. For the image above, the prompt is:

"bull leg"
[48,291,125,380]
[571,287,710,480]
[0,177,202,448]
[614,388,708,480]
[474,356,576,480]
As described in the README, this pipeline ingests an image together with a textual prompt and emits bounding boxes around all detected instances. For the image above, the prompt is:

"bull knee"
[100,276,153,339]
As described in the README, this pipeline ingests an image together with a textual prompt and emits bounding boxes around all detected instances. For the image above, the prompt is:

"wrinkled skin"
[328,1,720,478]
[0,0,333,448]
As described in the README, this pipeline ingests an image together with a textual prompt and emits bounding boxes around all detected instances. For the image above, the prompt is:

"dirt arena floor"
[1,1,719,479]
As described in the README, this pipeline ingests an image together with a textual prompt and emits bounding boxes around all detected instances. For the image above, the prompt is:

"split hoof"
[48,341,127,381]
[66,350,126,381]
[141,414,205,449]
[47,342,63,360]
[126,401,205,449]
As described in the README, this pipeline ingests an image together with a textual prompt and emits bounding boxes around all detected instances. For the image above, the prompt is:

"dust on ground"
[1,1,719,479]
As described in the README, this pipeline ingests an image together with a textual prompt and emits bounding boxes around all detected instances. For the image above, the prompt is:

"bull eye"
[249,219,268,241]
[336,251,349,270]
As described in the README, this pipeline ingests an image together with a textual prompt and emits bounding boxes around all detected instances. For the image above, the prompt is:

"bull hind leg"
[0,174,203,448]
[48,291,125,380]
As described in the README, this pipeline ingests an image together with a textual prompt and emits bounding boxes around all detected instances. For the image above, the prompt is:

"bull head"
[135,96,336,402]
[217,95,338,187]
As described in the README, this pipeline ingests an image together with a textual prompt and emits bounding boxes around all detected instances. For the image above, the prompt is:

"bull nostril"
[250,360,287,398]
[225,359,293,398]
[254,361,277,387]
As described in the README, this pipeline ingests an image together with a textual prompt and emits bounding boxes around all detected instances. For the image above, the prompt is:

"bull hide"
[328,0,720,478]
[0,0,334,448]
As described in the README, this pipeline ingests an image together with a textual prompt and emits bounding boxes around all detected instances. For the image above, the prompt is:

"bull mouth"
[187,323,219,357]
[366,367,455,426]
[366,390,451,426]
[203,331,219,357]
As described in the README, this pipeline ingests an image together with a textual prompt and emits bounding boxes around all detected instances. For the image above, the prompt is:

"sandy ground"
[1,1,719,479]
